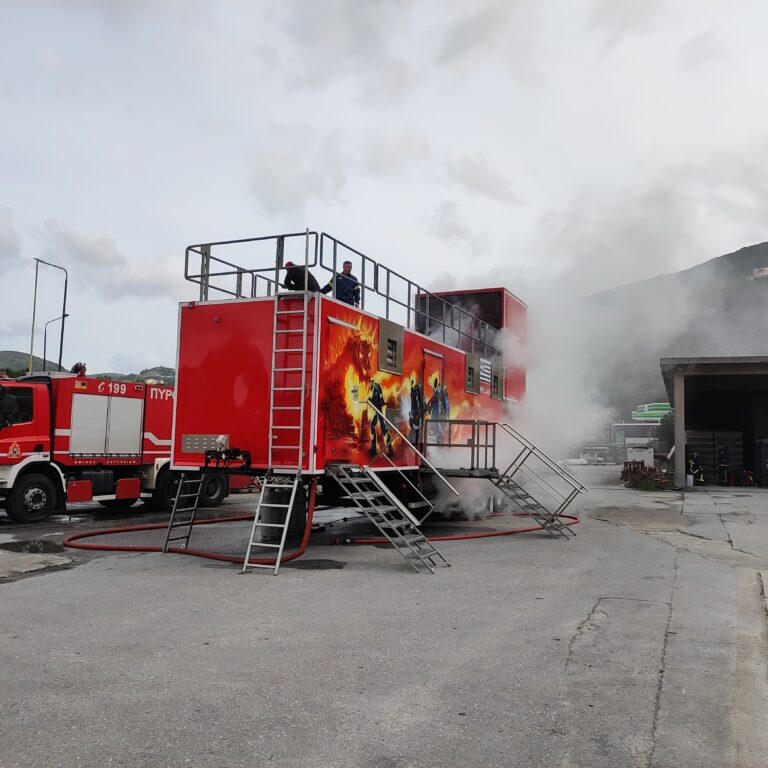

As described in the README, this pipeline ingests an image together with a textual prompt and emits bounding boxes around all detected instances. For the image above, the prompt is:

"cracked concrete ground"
[0,467,767,767]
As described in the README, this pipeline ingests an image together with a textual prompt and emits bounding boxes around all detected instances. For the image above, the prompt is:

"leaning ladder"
[242,474,302,575]
[162,474,204,552]
[327,464,450,574]
[243,247,313,574]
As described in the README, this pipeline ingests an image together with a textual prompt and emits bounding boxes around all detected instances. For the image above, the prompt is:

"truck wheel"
[98,498,139,510]
[199,475,227,507]
[7,474,57,523]
[145,468,179,512]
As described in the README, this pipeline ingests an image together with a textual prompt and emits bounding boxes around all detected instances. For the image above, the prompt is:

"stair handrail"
[372,449,437,525]
[510,460,575,508]
[497,422,589,492]
[362,400,460,497]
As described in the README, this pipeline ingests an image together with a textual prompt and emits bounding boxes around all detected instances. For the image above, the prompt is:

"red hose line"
[63,479,318,566]
[63,489,577,559]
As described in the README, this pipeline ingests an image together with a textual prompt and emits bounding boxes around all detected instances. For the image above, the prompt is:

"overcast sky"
[2,0,767,373]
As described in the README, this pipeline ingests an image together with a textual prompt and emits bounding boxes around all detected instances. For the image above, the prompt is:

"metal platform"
[183,230,501,360]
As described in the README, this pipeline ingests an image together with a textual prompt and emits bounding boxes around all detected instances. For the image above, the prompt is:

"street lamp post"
[29,258,69,374]
[43,314,69,373]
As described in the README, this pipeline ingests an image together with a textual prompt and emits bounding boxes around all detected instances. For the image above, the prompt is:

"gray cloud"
[590,0,667,49]
[267,0,414,97]
[43,222,182,299]
[678,30,727,71]
[436,1,510,66]
[429,200,490,254]
[445,153,520,205]
[249,131,349,213]
[365,130,432,175]
[0,207,21,276]
[539,145,768,296]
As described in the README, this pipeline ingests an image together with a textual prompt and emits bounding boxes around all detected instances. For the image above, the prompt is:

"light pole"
[29,258,69,374]
[43,314,69,372]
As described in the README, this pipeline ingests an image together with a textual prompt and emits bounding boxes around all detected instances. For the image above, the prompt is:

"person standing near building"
[321,260,360,307]
[716,441,730,485]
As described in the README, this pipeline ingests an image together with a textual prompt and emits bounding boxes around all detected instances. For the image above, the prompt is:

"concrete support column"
[673,372,686,488]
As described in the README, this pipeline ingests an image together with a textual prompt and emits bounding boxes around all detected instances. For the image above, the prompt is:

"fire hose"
[63,481,579,562]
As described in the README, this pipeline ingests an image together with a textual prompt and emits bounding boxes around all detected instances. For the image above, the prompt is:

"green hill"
[0,351,175,383]
[0,350,61,374]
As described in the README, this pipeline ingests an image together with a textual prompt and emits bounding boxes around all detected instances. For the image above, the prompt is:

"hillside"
[580,242,768,414]
[0,351,61,373]
[0,352,175,384]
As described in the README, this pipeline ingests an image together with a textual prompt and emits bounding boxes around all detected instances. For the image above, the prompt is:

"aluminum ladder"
[243,277,313,574]
[242,474,302,575]
[327,464,450,574]
[162,474,204,551]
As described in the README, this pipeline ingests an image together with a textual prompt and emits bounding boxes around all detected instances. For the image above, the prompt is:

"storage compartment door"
[106,396,143,455]
[70,394,109,454]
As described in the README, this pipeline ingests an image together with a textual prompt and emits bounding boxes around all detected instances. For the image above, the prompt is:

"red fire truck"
[0,375,228,523]
[171,231,527,495]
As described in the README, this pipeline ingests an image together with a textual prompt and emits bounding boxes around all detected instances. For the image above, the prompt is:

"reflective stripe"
[144,432,171,446]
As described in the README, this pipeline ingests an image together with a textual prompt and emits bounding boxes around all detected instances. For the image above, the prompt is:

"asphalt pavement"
[1,466,766,767]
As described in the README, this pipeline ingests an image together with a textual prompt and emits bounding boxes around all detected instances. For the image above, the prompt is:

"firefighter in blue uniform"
[368,379,393,457]
[321,260,360,307]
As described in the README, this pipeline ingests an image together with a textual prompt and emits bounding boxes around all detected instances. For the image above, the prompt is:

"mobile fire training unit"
[166,231,586,573]
[0,376,228,522]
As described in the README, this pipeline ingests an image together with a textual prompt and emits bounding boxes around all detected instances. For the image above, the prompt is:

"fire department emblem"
[7,441,21,459]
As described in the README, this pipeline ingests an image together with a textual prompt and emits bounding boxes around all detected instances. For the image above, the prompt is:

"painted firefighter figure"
[408,379,426,445]
[367,378,393,457]
[427,376,450,443]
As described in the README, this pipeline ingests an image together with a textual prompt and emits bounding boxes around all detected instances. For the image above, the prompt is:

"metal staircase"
[327,464,450,573]
[419,417,587,537]
[162,474,204,551]
[491,422,586,538]
[494,474,574,538]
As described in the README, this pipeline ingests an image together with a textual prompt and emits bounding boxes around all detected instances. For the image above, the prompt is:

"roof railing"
[184,230,501,358]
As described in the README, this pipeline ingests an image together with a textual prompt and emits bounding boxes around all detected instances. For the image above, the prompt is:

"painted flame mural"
[319,305,500,468]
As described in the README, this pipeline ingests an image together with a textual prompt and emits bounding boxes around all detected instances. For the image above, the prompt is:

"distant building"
[751,267,768,280]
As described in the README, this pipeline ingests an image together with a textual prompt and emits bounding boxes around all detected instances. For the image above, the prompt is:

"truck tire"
[145,468,179,512]
[199,475,227,507]
[6,473,57,523]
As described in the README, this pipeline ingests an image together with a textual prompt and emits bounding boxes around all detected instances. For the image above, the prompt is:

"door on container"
[422,350,445,447]
[70,394,109,454]
[106,396,143,455]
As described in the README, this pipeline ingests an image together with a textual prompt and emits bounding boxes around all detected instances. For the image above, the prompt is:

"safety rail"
[422,418,498,473]
[417,416,587,521]
[497,422,588,493]
[363,400,460,499]
[372,448,439,525]
[319,233,499,358]
[184,230,501,358]
[493,422,588,519]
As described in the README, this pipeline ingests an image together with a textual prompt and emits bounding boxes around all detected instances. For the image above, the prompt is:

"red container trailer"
[172,232,527,494]
[0,375,227,522]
